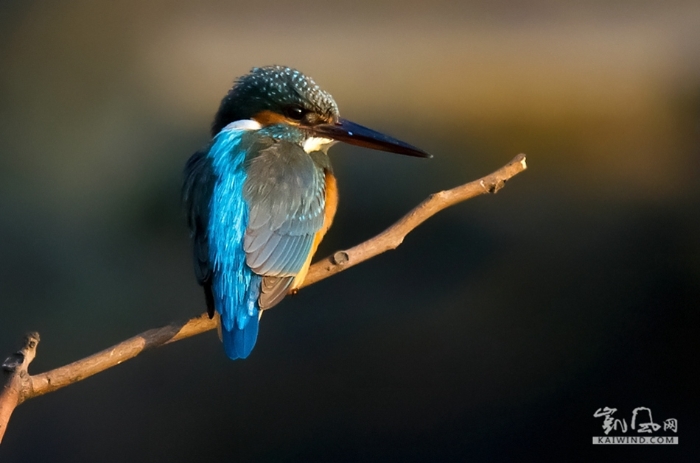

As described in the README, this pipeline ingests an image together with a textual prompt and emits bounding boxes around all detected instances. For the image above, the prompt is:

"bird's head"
[213,65,430,158]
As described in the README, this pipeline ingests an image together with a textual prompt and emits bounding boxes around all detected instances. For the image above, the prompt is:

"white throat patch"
[303,137,335,153]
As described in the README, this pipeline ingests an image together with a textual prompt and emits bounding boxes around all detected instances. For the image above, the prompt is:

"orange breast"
[291,170,338,289]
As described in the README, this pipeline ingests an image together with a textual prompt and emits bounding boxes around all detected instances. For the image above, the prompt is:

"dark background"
[1,1,698,461]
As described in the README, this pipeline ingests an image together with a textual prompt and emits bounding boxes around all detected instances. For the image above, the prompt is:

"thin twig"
[300,153,527,287]
[0,153,527,443]
[28,314,217,399]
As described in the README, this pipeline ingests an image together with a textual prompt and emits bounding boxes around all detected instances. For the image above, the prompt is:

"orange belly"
[291,170,338,289]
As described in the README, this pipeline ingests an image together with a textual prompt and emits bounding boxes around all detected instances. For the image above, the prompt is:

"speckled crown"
[212,66,339,135]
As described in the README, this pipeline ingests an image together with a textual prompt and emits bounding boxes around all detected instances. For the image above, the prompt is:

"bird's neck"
[216,120,335,155]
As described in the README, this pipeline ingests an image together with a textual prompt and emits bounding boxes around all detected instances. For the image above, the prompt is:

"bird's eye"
[284,105,306,121]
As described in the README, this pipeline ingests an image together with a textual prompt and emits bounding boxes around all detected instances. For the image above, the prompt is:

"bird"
[183,65,430,360]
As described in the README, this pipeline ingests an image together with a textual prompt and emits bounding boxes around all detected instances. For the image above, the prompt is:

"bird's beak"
[312,118,431,158]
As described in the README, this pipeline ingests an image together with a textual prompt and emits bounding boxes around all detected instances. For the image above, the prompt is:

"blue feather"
[208,126,260,360]
[190,123,330,360]
[221,273,261,359]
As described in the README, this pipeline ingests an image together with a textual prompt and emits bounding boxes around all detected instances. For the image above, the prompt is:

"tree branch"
[299,153,527,288]
[0,153,527,443]
[0,333,40,443]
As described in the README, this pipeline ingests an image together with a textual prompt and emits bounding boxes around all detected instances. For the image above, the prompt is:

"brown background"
[1,1,698,461]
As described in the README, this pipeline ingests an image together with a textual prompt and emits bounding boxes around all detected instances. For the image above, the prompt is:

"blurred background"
[1,0,699,461]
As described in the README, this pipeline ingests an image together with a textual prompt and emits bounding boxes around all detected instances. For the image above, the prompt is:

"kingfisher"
[184,65,430,360]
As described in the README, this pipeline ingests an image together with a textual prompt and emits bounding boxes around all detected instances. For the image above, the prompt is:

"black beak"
[312,118,431,158]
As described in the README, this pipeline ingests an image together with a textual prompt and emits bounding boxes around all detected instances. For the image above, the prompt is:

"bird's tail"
[214,272,263,360]
[220,311,260,360]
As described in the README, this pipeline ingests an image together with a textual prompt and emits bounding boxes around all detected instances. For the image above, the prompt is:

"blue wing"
[185,125,325,360]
